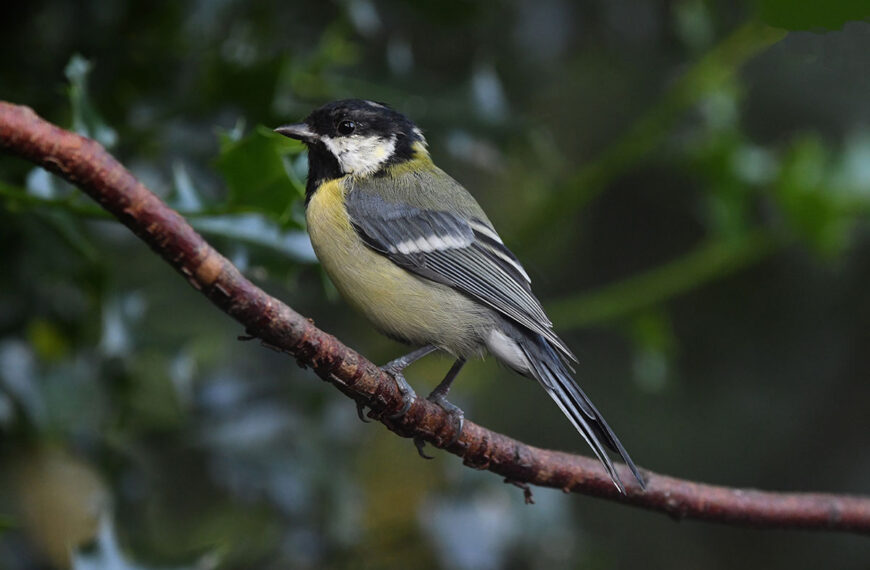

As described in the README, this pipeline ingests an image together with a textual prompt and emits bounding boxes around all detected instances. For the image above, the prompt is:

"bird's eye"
[337,120,356,135]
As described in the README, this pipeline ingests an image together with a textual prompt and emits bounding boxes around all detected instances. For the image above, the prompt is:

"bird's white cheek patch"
[321,135,397,176]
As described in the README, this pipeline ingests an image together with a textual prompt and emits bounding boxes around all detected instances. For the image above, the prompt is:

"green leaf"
[215,125,306,225]
[773,135,851,256]
[27,319,71,362]
[757,0,870,31]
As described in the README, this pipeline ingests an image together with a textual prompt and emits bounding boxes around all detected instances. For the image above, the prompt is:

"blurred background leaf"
[757,0,870,31]
[215,125,306,225]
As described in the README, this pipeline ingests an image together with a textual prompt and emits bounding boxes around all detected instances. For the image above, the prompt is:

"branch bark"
[2,101,869,535]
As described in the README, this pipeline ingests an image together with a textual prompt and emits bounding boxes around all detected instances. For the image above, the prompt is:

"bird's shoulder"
[349,156,491,225]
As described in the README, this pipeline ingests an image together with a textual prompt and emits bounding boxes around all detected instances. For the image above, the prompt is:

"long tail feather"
[517,334,645,492]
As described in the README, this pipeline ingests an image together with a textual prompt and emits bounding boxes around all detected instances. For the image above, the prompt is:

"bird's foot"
[413,392,465,458]
[379,364,418,420]
[413,436,433,459]
[355,401,372,423]
[429,392,465,448]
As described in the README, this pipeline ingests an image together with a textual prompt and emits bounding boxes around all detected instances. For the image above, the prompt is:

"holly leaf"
[215,125,305,226]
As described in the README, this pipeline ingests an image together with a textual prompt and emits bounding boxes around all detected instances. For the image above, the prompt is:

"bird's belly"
[306,179,490,356]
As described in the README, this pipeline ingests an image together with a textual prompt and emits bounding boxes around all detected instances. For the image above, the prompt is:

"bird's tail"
[516,332,645,493]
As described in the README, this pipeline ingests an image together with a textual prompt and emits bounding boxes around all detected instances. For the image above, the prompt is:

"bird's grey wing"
[346,188,575,362]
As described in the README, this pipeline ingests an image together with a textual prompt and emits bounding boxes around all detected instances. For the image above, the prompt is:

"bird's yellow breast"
[305,177,487,354]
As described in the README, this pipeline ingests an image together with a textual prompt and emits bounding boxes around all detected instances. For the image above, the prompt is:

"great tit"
[276,99,644,493]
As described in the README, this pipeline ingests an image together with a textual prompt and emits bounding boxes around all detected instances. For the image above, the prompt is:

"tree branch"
[2,101,869,535]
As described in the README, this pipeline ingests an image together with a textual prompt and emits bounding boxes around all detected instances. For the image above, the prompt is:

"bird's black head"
[275,99,427,200]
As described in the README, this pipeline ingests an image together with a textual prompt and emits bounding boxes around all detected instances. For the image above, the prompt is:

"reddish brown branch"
[2,100,870,534]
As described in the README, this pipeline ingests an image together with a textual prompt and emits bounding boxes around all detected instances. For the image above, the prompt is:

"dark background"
[1,1,869,568]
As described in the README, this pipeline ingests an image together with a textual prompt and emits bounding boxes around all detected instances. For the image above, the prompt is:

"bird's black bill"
[274,123,317,142]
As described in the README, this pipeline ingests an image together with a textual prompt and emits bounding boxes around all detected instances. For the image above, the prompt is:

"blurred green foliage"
[215,126,306,225]
[1,1,870,569]
[758,0,870,31]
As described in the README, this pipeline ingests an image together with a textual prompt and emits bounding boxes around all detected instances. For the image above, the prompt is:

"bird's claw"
[429,392,465,448]
[414,437,434,459]
[413,393,465,459]
[379,365,418,420]
[355,401,372,423]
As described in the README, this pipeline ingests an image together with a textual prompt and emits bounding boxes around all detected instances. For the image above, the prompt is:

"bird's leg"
[415,358,466,458]
[427,358,465,415]
[375,345,438,420]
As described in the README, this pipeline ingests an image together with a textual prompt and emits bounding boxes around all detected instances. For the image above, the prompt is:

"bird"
[275,99,644,493]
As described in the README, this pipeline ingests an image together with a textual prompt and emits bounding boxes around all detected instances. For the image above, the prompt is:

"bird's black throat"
[304,142,343,204]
